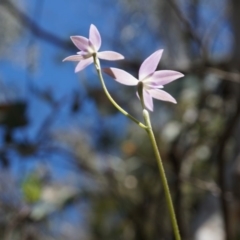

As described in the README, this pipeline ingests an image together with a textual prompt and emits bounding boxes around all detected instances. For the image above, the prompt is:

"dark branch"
[2,0,72,51]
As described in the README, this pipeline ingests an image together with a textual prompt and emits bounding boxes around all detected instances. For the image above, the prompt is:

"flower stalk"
[143,109,181,240]
[93,54,147,129]
[94,54,181,240]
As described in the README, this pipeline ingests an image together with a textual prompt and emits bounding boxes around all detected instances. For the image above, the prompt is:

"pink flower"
[63,24,124,72]
[103,50,184,111]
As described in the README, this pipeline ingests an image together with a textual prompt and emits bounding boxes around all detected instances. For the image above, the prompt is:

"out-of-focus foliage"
[0,0,240,240]
[22,173,42,203]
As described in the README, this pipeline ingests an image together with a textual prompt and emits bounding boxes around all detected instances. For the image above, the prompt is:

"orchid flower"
[63,24,124,72]
[103,49,184,111]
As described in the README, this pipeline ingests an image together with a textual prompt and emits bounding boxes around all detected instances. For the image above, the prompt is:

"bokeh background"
[0,0,240,240]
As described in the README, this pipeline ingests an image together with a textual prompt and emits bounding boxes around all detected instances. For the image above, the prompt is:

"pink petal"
[63,55,84,62]
[149,89,177,104]
[75,58,93,72]
[103,68,138,86]
[143,89,153,111]
[148,70,184,86]
[89,24,101,51]
[97,51,124,60]
[139,49,163,80]
[71,36,89,51]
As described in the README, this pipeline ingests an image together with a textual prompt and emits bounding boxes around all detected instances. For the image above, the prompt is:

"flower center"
[88,41,96,54]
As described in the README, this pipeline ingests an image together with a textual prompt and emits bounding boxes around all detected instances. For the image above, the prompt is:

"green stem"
[143,109,181,240]
[93,55,147,129]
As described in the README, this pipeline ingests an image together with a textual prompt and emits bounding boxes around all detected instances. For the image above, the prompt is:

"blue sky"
[1,1,123,130]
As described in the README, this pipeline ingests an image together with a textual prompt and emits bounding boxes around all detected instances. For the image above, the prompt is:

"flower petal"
[103,68,138,86]
[147,70,184,86]
[89,24,101,51]
[149,89,177,104]
[71,36,89,51]
[139,49,163,80]
[63,55,84,62]
[143,89,154,111]
[98,51,124,60]
[75,58,93,72]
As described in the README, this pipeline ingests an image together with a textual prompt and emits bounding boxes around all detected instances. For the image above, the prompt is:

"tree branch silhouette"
[2,0,72,51]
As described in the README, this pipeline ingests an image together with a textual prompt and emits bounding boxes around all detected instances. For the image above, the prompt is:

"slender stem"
[93,55,147,129]
[93,54,180,239]
[143,109,181,240]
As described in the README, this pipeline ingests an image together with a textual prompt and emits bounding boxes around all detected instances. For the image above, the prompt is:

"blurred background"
[0,0,239,239]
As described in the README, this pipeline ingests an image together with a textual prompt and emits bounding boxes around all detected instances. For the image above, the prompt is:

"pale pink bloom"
[63,24,124,72]
[103,50,184,111]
